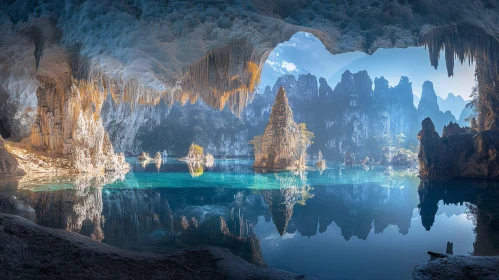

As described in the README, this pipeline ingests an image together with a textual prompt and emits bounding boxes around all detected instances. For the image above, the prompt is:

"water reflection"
[1,161,499,279]
[418,178,499,256]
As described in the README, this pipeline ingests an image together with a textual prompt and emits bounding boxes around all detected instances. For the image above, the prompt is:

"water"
[1,158,499,279]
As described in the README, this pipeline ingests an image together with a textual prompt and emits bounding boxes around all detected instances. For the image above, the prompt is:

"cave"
[1,1,499,279]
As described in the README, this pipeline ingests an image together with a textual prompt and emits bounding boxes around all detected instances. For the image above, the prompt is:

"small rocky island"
[251,86,313,171]
[180,143,215,170]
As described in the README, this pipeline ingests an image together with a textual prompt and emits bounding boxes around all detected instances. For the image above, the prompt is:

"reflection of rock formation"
[418,179,499,256]
[262,187,298,236]
[286,182,417,240]
[101,187,265,266]
[187,162,204,178]
[179,208,265,266]
[261,173,313,236]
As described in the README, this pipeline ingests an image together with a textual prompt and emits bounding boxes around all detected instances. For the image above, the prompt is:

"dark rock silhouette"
[418,117,499,178]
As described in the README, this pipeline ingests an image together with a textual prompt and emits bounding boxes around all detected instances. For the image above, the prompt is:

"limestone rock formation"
[418,81,457,134]
[205,153,215,168]
[418,117,499,178]
[0,136,24,176]
[180,143,205,164]
[252,86,312,170]
[137,152,151,162]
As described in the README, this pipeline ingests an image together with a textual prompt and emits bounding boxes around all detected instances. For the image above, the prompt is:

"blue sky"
[260,32,475,100]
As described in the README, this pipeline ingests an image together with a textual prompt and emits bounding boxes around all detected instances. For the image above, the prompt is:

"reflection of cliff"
[101,187,265,266]
[418,179,499,256]
[0,175,114,241]
[284,182,418,240]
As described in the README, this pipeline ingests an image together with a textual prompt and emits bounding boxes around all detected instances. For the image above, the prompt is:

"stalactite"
[181,39,265,116]
[420,24,499,79]
[29,27,45,70]
[421,24,499,130]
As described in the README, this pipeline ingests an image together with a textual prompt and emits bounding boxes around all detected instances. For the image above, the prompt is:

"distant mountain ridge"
[106,70,459,160]
[437,93,469,119]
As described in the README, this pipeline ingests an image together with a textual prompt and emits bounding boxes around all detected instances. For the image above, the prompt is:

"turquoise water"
[2,158,498,279]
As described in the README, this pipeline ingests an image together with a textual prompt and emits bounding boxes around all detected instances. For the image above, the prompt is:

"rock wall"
[109,70,462,161]
[0,136,24,176]
[29,76,128,174]
[418,117,499,178]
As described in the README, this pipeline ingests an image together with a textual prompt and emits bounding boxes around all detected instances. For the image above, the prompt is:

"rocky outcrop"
[28,76,129,174]
[418,117,499,178]
[180,143,205,164]
[0,136,24,176]
[253,86,310,170]
[0,214,311,280]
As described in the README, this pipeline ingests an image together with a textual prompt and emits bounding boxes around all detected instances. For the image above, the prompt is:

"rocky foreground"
[0,214,311,280]
[413,253,499,280]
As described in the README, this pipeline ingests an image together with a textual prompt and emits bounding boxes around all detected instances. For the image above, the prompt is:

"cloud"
[281,61,298,72]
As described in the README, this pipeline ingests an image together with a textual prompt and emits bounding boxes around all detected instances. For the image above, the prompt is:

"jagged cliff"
[418,81,457,134]
[417,117,499,178]
[109,71,459,162]
[1,1,498,179]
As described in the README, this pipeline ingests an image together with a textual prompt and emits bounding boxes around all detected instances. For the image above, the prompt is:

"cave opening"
[251,31,476,161]
[1,2,499,279]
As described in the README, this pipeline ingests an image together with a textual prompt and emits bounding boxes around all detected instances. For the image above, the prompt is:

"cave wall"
[1,0,498,175]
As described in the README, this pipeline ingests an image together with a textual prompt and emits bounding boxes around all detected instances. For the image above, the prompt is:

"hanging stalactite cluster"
[64,39,265,116]
[420,24,499,130]
[420,24,499,79]
[181,39,265,116]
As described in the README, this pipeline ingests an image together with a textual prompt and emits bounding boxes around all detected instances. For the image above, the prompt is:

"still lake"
[2,158,498,279]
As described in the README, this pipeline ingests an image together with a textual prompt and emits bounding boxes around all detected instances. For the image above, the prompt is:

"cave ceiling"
[1,0,498,116]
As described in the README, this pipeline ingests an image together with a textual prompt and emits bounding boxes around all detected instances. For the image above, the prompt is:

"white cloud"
[281,61,298,72]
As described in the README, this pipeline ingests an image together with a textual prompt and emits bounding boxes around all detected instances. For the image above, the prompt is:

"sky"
[260,32,475,100]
